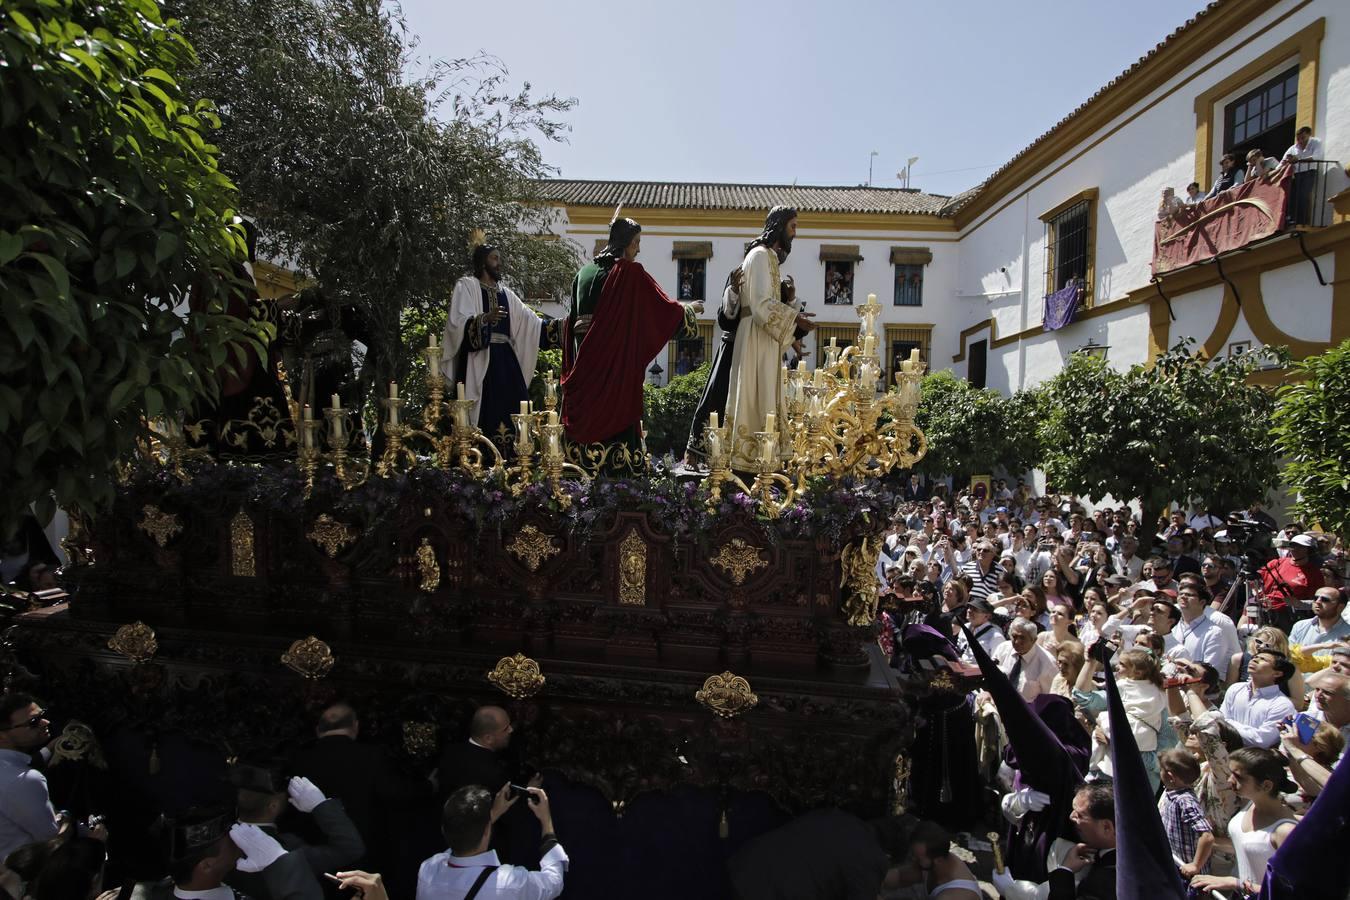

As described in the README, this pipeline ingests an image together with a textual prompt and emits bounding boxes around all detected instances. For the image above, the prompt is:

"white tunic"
[439,276,543,427]
[723,246,797,470]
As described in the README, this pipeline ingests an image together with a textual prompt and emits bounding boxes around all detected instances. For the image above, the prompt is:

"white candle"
[867,293,877,305]
[764,412,776,432]
[520,401,529,417]
[863,334,876,357]
[829,337,837,350]
[548,410,559,427]
[909,347,921,366]
[901,359,912,374]
[457,382,466,401]
[813,369,825,387]
[330,393,340,410]
[302,404,313,421]
[428,331,437,349]
[709,412,718,431]
[389,381,398,400]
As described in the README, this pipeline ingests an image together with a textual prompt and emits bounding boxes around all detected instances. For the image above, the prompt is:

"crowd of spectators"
[875,479,1348,898]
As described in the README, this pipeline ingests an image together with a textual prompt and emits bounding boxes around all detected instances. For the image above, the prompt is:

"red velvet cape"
[561,260,685,444]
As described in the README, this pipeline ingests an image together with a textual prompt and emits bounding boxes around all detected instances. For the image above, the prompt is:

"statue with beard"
[682,207,813,468]
[561,214,703,468]
[723,206,815,470]
[440,239,559,446]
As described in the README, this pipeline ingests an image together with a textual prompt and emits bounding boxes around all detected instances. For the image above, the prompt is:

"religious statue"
[723,206,815,470]
[440,238,559,446]
[560,214,702,465]
[682,210,813,469]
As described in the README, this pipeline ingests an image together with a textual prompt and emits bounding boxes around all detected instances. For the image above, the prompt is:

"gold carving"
[281,636,335,679]
[402,721,437,758]
[710,538,768,585]
[487,653,545,699]
[48,721,107,770]
[107,622,157,662]
[416,537,440,592]
[695,671,759,719]
[892,754,912,815]
[841,536,879,626]
[506,524,559,572]
[138,505,182,547]
[618,529,646,606]
[306,514,356,558]
[230,510,255,577]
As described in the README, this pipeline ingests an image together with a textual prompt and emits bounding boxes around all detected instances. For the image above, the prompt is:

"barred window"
[1046,199,1091,298]
[893,264,923,307]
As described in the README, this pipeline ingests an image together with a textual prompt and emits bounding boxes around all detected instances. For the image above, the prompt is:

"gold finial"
[469,228,487,249]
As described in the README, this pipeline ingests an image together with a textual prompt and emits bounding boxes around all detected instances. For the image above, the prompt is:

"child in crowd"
[1157,747,1214,879]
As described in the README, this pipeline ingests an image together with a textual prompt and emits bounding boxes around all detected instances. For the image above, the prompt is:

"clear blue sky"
[394,0,1206,198]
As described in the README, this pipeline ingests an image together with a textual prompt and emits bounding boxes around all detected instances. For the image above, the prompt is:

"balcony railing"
[1152,160,1344,276]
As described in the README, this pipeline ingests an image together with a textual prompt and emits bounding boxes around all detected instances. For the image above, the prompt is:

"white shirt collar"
[446,849,500,867]
[174,887,235,900]
[467,737,490,751]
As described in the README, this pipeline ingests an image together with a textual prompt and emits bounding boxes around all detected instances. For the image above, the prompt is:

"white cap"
[1290,533,1317,548]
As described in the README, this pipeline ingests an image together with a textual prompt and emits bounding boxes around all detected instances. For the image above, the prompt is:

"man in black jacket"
[435,706,513,799]
[290,702,426,894]
[224,763,364,900]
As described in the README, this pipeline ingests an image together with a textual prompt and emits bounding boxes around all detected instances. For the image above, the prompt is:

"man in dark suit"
[224,763,365,900]
[289,702,424,893]
[1048,784,1116,900]
[435,705,513,799]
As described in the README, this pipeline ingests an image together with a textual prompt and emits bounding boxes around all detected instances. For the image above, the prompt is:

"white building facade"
[540,0,1350,393]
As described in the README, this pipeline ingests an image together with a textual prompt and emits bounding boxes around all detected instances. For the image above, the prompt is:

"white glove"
[990,868,1015,897]
[230,823,287,872]
[287,776,327,813]
[1000,786,1050,823]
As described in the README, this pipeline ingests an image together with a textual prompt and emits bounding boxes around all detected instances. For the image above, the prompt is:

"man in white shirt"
[1218,650,1297,748]
[419,784,566,900]
[1283,125,1324,224]
[0,693,57,861]
[991,619,1056,702]
[1113,536,1144,581]
[958,599,1007,664]
[1175,584,1235,674]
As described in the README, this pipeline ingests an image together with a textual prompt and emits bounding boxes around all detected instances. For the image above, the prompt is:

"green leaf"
[144,386,163,418]
[0,232,22,264]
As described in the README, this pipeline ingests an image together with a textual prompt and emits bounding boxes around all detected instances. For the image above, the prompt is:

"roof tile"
[540,179,952,216]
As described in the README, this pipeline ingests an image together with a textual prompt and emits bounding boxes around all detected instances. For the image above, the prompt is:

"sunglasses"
[1,710,47,731]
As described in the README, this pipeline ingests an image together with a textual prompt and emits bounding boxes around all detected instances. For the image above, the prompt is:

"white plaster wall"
[1169,284,1226,348]
[1099,307,1153,370]
[955,0,1349,393]
[1261,253,1335,342]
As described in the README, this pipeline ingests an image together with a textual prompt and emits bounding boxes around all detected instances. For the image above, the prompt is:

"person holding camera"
[1259,533,1325,633]
[418,783,565,900]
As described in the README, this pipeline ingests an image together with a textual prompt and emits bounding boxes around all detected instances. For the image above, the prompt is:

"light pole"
[868,150,878,186]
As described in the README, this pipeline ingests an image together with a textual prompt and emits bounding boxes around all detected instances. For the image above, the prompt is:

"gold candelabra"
[702,291,928,509]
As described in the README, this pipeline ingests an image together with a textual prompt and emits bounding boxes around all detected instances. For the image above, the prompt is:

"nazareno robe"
[562,258,696,449]
[723,246,797,470]
[439,276,553,442]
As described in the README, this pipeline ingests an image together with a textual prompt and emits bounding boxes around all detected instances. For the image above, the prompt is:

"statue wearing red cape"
[561,217,699,466]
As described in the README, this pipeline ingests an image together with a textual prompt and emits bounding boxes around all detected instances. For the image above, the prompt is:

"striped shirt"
[959,559,1004,603]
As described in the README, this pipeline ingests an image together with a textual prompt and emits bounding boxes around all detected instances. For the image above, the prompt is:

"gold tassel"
[718,810,729,839]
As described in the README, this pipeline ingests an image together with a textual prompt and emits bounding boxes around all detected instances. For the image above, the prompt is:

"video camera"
[1221,511,1275,577]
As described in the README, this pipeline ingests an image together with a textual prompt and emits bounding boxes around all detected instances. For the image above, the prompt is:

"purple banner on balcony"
[1152,168,1292,276]
[1043,282,1082,332]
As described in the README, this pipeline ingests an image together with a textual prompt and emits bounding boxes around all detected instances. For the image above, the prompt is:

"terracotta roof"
[541,179,952,216]
[946,1,1229,216]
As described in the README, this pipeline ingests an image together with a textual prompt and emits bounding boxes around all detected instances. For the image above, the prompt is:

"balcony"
[1152,160,1344,276]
